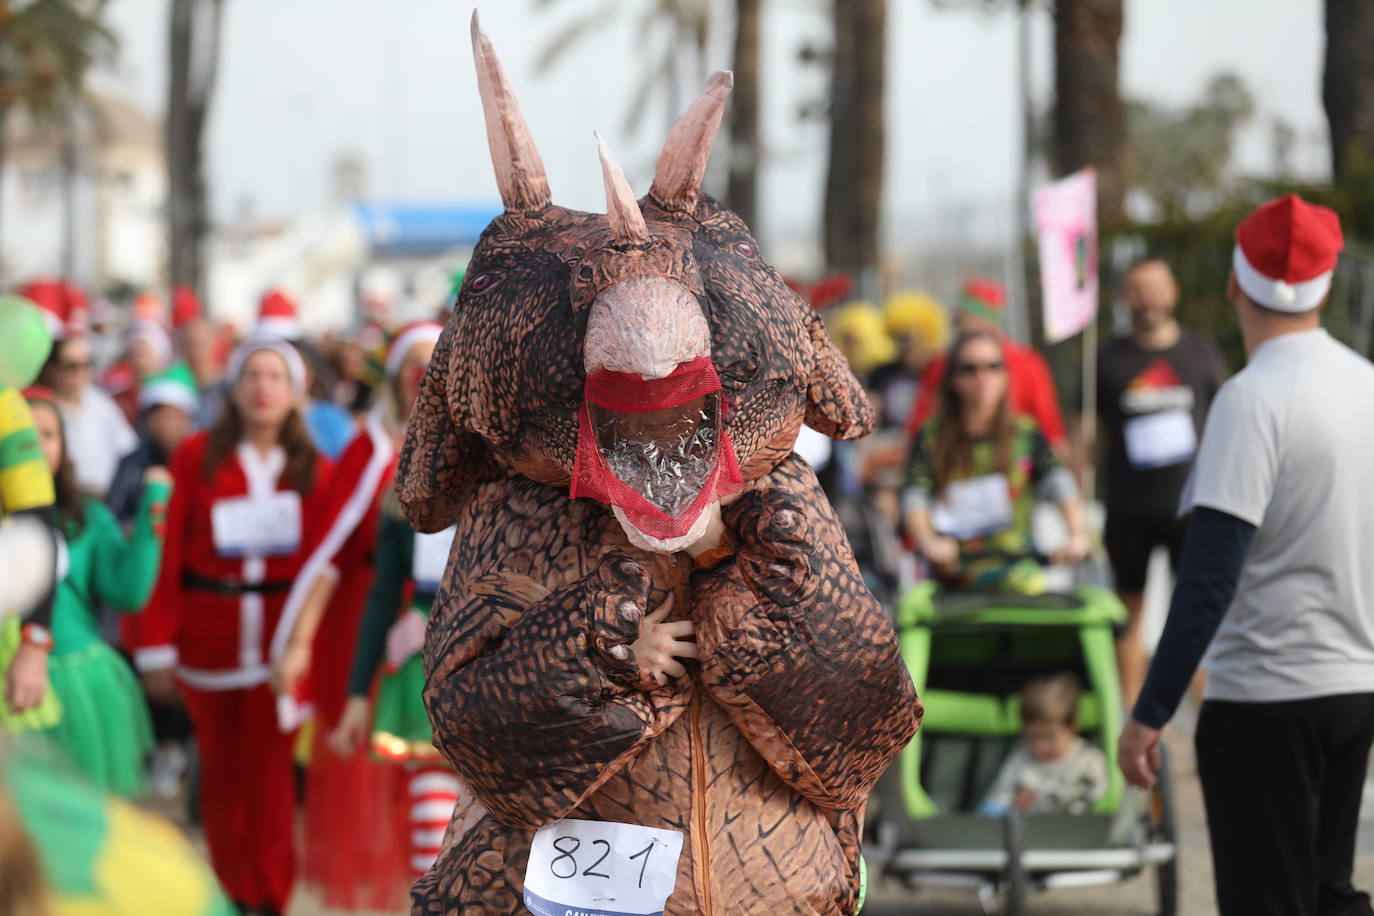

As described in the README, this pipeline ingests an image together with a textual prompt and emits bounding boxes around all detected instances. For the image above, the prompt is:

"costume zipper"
[669,552,713,916]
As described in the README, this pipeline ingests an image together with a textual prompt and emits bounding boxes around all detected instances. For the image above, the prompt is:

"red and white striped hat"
[1233,194,1344,313]
[256,289,302,339]
[385,321,444,377]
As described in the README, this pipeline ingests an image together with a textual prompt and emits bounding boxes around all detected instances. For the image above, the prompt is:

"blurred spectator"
[830,300,896,379]
[103,318,174,425]
[869,290,949,430]
[108,363,199,525]
[905,279,1067,451]
[38,335,137,499]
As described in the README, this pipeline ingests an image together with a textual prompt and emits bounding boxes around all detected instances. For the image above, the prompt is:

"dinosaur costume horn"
[471,10,551,212]
[650,70,733,213]
[596,133,650,245]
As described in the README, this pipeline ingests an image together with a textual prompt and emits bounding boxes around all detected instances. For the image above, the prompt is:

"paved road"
[860,727,1374,916]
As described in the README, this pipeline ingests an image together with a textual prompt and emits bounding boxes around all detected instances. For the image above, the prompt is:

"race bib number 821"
[523,819,683,916]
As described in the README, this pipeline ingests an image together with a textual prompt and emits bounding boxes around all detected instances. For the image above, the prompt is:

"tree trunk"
[824,0,884,287]
[60,107,78,280]
[1323,0,1374,180]
[167,0,223,298]
[1052,0,1124,224]
[727,0,760,232]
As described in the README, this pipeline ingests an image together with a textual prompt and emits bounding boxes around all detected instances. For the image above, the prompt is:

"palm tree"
[1051,0,1125,224]
[0,0,116,281]
[726,0,759,229]
[167,0,225,297]
[823,0,884,287]
[535,0,715,140]
[1323,0,1374,181]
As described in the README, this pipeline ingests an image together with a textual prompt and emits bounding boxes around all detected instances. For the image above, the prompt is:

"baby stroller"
[865,573,1179,915]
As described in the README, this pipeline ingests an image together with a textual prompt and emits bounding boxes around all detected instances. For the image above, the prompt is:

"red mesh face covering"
[571,356,744,541]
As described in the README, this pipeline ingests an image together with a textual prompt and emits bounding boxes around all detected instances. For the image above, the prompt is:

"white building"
[0,88,166,291]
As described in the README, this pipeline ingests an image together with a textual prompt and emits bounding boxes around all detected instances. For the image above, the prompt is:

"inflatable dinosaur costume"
[398,15,922,915]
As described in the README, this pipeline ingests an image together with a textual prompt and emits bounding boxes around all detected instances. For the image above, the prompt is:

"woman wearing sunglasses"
[902,330,1090,593]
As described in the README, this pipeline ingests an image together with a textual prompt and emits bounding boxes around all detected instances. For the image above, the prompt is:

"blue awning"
[354,201,503,254]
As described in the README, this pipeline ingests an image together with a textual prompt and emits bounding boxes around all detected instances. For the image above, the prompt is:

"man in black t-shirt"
[1097,258,1226,705]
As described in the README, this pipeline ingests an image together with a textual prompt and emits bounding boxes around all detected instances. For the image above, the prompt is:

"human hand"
[1118,718,1163,789]
[140,667,180,706]
[143,465,173,488]
[923,535,960,570]
[4,643,48,712]
[1012,787,1038,812]
[1052,530,1091,567]
[330,696,372,757]
[272,641,311,695]
[627,594,697,687]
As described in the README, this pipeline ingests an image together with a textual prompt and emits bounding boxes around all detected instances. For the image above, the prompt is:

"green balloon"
[0,296,53,388]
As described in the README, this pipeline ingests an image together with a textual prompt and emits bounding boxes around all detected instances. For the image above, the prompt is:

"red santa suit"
[280,409,412,910]
[132,430,334,914]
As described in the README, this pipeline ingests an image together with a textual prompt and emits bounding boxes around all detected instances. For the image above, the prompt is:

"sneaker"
[148,743,190,799]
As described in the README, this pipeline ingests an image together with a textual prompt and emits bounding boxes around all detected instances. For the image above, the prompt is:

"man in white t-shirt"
[1119,194,1374,916]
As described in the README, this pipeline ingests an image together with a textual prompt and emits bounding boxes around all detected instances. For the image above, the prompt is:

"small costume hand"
[720,487,814,606]
[330,696,372,757]
[272,641,311,696]
[384,609,427,671]
[627,594,697,687]
[5,643,48,712]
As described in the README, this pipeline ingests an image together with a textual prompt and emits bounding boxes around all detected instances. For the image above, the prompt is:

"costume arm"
[423,552,682,829]
[90,480,171,612]
[396,321,504,533]
[346,513,412,697]
[693,460,923,810]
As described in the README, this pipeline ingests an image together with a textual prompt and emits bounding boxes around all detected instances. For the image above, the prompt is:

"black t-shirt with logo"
[1097,331,1227,518]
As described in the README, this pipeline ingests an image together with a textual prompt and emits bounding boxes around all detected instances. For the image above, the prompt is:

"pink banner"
[1034,168,1099,343]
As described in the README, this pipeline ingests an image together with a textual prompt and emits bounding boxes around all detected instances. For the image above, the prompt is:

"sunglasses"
[953,360,1005,376]
[58,360,93,372]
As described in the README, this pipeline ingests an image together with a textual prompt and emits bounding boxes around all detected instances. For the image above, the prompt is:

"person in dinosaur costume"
[397,16,922,916]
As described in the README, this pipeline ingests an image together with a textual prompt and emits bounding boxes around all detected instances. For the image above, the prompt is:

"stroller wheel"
[1151,744,1179,916]
[1002,811,1027,916]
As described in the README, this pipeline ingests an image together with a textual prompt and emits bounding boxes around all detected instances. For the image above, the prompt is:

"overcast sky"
[97,0,1328,251]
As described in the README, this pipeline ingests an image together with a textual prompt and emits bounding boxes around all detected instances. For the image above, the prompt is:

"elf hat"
[385,321,443,377]
[256,289,302,340]
[1233,194,1344,313]
[138,362,200,415]
[957,278,1007,326]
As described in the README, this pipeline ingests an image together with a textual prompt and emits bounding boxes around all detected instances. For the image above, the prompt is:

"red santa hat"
[256,289,302,339]
[385,321,444,377]
[1233,194,1344,313]
[20,279,85,340]
[172,285,202,329]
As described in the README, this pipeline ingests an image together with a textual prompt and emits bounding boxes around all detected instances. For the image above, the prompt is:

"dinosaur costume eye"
[734,241,757,258]
[469,272,499,293]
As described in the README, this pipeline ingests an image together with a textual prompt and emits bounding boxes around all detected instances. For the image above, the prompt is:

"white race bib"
[1124,409,1197,470]
[931,473,1014,539]
[523,819,683,916]
[210,492,302,558]
[412,526,456,592]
